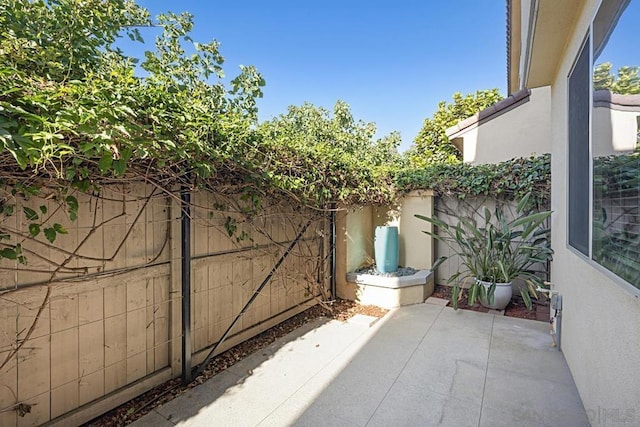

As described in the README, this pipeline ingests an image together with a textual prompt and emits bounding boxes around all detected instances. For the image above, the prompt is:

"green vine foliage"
[258,102,402,206]
[395,154,551,208]
[0,0,400,209]
[593,148,640,286]
[0,0,407,268]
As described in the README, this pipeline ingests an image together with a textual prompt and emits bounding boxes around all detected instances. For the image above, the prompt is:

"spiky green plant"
[416,193,553,309]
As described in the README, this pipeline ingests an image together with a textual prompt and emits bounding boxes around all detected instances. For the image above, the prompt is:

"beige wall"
[458,86,551,164]
[537,0,640,418]
[593,105,640,157]
[0,184,327,426]
[345,206,374,273]
[335,192,435,299]
[394,191,434,270]
[335,205,374,300]
[346,192,435,272]
[372,191,434,270]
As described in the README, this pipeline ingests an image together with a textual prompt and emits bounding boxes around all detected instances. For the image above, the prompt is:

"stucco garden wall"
[335,191,435,301]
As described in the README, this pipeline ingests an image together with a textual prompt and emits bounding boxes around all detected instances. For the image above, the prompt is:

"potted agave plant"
[416,193,553,310]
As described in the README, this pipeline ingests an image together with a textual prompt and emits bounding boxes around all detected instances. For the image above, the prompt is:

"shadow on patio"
[131,303,589,427]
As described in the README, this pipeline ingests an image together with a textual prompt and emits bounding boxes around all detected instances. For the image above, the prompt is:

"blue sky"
[126,1,507,151]
[596,0,639,68]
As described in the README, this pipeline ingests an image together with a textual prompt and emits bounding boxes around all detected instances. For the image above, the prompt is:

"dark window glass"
[568,37,591,256]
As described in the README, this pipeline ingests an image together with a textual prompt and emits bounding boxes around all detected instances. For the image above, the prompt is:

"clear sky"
[126,1,507,151]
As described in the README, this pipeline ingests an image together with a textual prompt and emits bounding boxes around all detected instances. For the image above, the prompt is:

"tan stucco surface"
[515,0,584,91]
[592,106,640,156]
[345,206,374,273]
[336,193,436,302]
[399,192,434,269]
[455,86,551,164]
[335,206,374,300]
[541,0,640,418]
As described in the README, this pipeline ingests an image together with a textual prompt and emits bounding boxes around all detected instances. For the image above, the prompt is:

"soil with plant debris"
[83,299,387,426]
[430,284,549,321]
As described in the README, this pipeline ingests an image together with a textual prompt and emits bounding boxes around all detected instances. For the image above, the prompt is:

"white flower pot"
[477,279,513,310]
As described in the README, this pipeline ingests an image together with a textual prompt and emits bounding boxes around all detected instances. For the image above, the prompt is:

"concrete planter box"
[342,270,435,309]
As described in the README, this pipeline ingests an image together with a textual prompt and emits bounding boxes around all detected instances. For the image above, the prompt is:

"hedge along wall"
[0,182,329,426]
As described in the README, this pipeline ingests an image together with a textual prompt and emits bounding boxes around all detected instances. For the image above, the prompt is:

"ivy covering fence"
[396,154,551,208]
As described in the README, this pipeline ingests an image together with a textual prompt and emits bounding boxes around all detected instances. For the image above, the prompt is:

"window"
[590,0,640,289]
[568,36,591,256]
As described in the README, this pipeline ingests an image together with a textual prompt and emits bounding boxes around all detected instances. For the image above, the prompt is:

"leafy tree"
[407,89,503,167]
[593,62,640,95]
[0,0,266,178]
[0,0,150,82]
[593,62,615,91]
[258,101,401,205]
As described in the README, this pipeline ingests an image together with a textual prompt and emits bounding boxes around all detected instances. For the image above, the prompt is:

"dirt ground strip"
[430,284,550,321]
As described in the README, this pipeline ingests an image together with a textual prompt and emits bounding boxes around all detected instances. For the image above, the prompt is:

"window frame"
[566,0,640,297]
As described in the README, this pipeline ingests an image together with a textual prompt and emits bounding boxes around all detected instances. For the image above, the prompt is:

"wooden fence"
[0,183,329,426]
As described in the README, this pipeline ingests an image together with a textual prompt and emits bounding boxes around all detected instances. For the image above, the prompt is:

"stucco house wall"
[527,0,640,418]
[447,86,551,164]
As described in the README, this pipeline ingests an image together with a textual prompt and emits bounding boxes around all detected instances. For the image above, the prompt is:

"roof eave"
[507,0,523,94]
[509,0,584,92]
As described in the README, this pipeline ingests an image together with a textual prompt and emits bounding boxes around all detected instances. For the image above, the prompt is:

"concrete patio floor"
[131,302,589,427]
